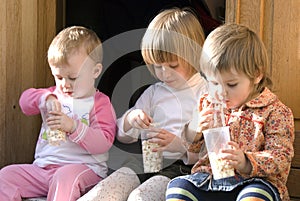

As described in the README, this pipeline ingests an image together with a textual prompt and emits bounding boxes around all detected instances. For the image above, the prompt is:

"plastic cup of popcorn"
[47,129,66,146]
[41,108,66,146]
[203,126,235,180]
[142,139,163,173]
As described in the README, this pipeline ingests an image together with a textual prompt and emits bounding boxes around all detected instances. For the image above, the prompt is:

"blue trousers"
[166,177,276,201]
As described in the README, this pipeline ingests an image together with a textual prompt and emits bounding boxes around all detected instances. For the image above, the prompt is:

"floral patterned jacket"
[189,88,294,201]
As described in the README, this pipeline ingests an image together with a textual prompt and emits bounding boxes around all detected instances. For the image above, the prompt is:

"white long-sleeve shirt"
[117,73,206,162]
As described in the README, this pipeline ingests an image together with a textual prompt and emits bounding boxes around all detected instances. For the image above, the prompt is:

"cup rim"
[202,126,230,134]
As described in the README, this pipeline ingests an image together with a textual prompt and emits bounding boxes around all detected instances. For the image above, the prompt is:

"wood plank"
[287,168,300,199]
[225,0,238,23]
[295,120,300,131]
[292,131,300,167]
[288,131,300,200]
[0,0,7,166]
[37,0,56,88]
[0,0,57,168]
[239,0,262,34]
[271,0,300,118]
[16,0,39,164]
[5,0,22,165]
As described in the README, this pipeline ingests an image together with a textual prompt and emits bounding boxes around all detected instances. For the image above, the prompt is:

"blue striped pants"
[166,177,275,201]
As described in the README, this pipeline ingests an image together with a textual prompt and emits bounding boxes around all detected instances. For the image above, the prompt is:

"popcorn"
[142,140,163,173]
[203,126,234,180]
[47,129,66,146]
[209,152,235,180]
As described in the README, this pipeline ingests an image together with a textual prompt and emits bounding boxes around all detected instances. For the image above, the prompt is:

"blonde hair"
[200,23,272,93]
[141,7,205,78]
[48,26,102,66]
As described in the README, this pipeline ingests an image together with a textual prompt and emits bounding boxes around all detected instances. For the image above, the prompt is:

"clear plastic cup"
[41,108,66,146]
[202,126,235,179]
[141,128,163,173]
[141,123,163,173]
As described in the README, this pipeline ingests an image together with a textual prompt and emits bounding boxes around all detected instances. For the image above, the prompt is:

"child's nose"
[162,66,171,78]
[62,78,71,88]
[219,87,226,98]
[215,85,226,102]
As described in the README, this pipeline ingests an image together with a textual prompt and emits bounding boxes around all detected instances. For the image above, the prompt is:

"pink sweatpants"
[0,163,102,201]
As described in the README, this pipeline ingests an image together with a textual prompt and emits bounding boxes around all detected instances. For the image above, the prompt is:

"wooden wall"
[0,0,56,167]
[226,0,300,200]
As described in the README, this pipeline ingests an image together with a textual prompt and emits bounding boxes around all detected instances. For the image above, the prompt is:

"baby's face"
[50,50,98,98]
[205,69,253,109]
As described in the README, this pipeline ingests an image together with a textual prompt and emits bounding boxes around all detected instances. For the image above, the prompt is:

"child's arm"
[117,85,154,143]
[19,87,56,115]
[183,96,215,164]
[239,106,294,178]
[185,96,214,142]
[68,92,117,154]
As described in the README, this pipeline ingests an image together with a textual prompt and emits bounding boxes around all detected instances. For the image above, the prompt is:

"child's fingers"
[46,116,61,124]
[148,137,160,144]
[48,111,63,116]
[146,131,159,138]
[138,112,152,125]
[46,100,61,112]
[133,117,149,129]
[127,109,152,128]
[52,101,61,112]
[227,141,239,149]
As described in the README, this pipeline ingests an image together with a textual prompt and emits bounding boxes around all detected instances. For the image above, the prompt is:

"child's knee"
[0,165,22,180]
[128,175,170,201]
[237,183,275,201]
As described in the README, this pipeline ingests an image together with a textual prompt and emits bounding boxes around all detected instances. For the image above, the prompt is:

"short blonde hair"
[141,7,205,78]
[200,23,272,93]
[48,26,102,66]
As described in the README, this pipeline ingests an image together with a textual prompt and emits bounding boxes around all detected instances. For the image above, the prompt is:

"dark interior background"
[65,0,224,99]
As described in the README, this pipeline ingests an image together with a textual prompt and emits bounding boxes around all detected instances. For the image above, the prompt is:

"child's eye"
[56,76,63,80]
[169,64,178,68]
[69,77,77,81]
[211,81,219,86]
[227,83,238,87]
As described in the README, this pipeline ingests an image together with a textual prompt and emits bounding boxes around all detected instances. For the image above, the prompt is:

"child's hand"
[197,105,215,133]
[46,111,76,133]
[45,95,61,113]
[221,141,252,175]
[125,109,152,130]
[148,129,186,153]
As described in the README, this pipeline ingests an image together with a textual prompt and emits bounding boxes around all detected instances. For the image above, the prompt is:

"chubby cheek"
[73,80,94,97]
[154,70,164,81]
[73,81,84,93]
[55,80,64,91]
[227,92,245,108]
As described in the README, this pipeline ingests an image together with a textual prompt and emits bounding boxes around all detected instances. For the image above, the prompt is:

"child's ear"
[254,73,263,84]
[93,63,102,78]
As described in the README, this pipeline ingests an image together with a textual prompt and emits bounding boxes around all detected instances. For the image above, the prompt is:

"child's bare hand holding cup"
[148,129,187,153]
[124,109,153,131]
[45,95,76,133]
[221,141,252,175]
